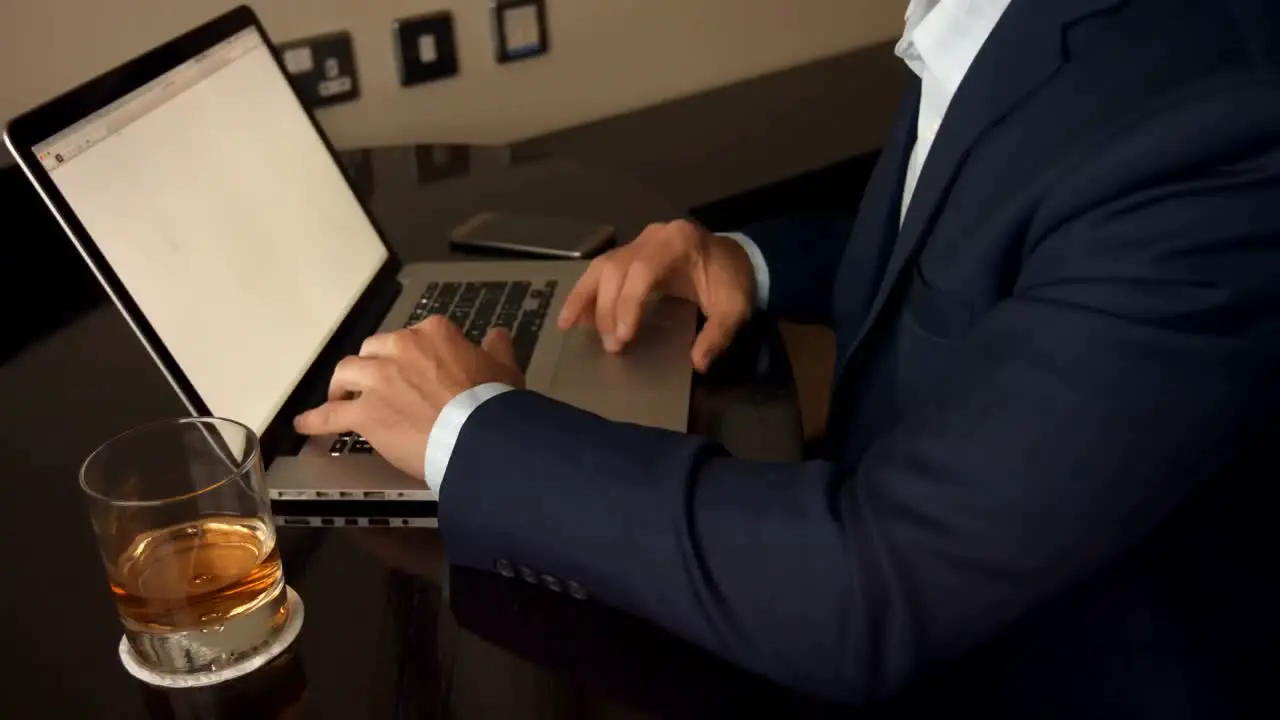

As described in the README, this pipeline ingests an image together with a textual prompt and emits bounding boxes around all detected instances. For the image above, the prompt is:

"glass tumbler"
[80,417,292,676]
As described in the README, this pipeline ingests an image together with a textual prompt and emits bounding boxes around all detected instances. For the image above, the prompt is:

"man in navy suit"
[297,0,1280,712]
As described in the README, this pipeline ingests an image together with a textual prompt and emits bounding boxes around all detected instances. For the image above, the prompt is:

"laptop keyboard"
[330,279,558,456]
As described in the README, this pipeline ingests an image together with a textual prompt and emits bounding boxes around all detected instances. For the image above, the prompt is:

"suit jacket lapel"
[864,82,920,255]
[838,0,1125,372]
[840,80,920,308]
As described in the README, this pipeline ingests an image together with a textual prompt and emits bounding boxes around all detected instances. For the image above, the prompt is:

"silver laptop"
[3,6,695,503]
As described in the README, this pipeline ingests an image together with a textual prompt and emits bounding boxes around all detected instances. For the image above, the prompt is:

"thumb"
[481,327,518,370]
[691,314,739,373]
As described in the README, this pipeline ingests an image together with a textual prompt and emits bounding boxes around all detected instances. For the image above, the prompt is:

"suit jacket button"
[567,581,588,600]
[519,565,538,584]
[495,559,515,578]
[540,574,562,593]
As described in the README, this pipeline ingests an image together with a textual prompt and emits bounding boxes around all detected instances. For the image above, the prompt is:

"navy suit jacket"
[442,0,1280,713]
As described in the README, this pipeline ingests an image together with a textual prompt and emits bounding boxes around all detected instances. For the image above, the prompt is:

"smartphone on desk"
[450,211,616,259]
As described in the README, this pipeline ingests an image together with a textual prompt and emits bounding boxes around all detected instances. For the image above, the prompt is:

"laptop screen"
[32,27,388,435]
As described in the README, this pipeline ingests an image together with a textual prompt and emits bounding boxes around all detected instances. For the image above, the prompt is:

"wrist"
[709,233,758,305]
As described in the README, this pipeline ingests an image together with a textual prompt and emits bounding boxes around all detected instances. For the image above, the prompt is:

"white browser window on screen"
[36,28,387,435]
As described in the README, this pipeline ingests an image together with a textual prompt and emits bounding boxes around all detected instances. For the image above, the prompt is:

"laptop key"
[513,330,537,372]
[493,311,519,330]
[448,309,472,327]
[471,302,498,327]
[522,303,548,323]
[502,282,531,310]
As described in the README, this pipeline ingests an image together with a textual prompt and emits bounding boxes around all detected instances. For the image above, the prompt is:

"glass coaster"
[119,585,304,688]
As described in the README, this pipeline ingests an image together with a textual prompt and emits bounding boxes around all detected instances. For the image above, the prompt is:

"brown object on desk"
[779,321,837,441]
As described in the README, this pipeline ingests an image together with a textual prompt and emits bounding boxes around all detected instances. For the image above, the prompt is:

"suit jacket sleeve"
[736,216,853,324]
[439,104,1280,705]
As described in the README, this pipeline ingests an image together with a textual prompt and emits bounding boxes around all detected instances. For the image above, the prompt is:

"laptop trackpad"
[548,298,695,432]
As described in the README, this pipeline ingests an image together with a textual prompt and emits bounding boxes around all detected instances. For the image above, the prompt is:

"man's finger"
[328,355,387,401]
[294,399,359,436]
[359,329,406,358]
[691,315,740,373]
[594,264,625,352]
[569,297,596,328]
[416,313,466,341]
[481,327,518,370]
[614,263,657,343]
[558,261,603,329]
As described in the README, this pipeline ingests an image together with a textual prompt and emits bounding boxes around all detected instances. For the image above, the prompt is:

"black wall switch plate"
[277,31,360,108]
[393,12,460,87]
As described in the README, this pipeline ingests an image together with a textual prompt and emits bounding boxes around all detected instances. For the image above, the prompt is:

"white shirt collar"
[896,0,1014,96]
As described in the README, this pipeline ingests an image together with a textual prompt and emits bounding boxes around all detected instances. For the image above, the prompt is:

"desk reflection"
[339,527,836,719]
[138,647,306,720]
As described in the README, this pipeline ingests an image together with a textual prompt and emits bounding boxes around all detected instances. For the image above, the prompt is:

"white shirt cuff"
[720,232,770,310]
[424,382,516,495]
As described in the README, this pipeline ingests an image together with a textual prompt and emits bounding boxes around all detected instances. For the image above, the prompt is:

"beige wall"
[1,0,905,156]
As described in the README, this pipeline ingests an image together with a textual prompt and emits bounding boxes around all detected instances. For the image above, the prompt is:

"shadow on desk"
[315,524,839,720]
[446,566,844,720]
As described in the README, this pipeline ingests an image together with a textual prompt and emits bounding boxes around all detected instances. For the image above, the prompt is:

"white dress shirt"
[897,0,1012,223]
[423,0,1013,493]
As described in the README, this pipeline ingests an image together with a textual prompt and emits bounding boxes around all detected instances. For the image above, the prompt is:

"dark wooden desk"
[0,146,833,719]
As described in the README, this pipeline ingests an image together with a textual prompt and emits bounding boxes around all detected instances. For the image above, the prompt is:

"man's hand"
[557,219,756,372]
[293,317,524,479]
